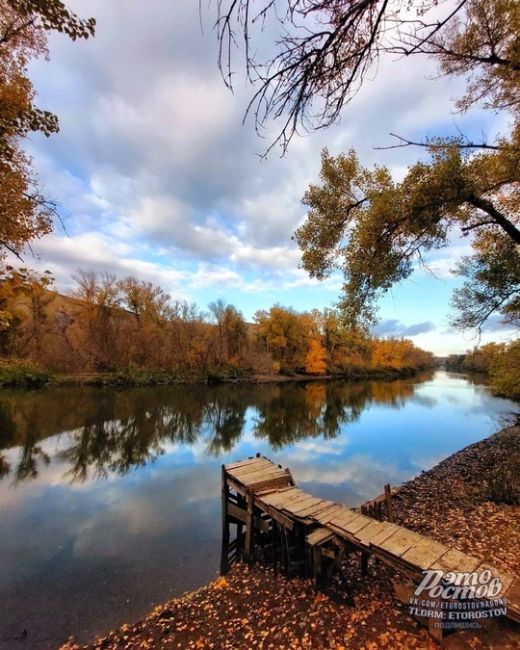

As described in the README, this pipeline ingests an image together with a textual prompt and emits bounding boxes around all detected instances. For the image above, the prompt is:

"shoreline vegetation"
[0,361,431,389]
[0,268,433,389]
[61,424,520,650]
[446,342,520,401]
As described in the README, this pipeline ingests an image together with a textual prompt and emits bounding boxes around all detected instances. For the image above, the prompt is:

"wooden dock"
[221,455,520,641]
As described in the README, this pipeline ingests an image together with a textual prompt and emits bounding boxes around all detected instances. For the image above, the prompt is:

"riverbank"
[0,365,434,389]
[61,424,520,650]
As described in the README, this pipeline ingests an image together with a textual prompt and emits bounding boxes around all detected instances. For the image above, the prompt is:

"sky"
[21,0,516,355]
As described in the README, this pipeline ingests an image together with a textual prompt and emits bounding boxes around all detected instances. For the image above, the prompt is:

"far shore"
[62,423,520,650]
[0,366,437,389]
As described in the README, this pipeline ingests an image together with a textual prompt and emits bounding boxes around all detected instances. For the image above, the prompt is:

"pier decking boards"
[221,455,520,639]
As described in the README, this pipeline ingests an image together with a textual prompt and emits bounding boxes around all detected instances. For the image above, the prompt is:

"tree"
[0,0,95,259]
[451,231,520,331]
[214,0,520,332]
[294,140,520,329]
[305,338,327,375]
[254,305,311,371]
[208,299,248,366]
[491,340,520,400]
[0,264,53,355]
[118,277,171,366]
[72,270,120,370]
[214,0,519,153]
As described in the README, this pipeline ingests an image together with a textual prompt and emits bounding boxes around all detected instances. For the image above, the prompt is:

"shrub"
[490,340,520,401]
[0,357,50,387]
[486,451,520,506]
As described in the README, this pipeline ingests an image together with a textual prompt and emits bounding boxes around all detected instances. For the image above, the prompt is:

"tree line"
[0,266,433,383]
[447,341,520,400]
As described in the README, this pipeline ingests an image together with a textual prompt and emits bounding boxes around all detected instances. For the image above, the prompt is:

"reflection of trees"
[0,373,433,482]
[253,372,435,447]
[252,382,366,447]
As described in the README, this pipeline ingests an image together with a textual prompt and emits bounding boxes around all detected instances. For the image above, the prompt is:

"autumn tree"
[254,306,311,371]
[490,340,520,400]
[214,0,519,332]
[451,231,520,331]
[208,299,248,366]
[295,137,520,330]
[305,338,327,375]
[72,270,120,370]
[117,277,171,367]
[0,265,53,355]
[0,1,94,259]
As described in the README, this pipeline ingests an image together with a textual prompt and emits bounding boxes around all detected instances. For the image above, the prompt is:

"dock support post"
[361,551,369,576]
[384,484,394,522]
[313,546,322,588]
[220,465,230,574]
[244,490,254,563]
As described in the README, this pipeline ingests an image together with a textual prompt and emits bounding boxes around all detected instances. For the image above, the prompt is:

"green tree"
[295,140,520,329]
[451,231,520,331]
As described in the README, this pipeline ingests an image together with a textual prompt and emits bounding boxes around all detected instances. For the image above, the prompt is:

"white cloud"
[17,0,509,354]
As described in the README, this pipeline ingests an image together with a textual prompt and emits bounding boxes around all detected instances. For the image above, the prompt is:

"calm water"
[0,371,517,649]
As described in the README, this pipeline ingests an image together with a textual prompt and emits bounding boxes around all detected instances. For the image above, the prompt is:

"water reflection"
[0,373,433,483]
[1,371,518,649]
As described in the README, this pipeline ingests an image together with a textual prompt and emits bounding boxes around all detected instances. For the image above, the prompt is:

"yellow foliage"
[305,338,327,375]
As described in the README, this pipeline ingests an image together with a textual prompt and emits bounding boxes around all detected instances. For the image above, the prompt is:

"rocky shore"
[61,425,520,650]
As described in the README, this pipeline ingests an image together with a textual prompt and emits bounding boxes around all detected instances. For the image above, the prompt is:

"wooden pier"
[221,455,520,641]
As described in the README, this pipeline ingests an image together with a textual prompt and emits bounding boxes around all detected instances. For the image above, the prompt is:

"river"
[0,370,517,649]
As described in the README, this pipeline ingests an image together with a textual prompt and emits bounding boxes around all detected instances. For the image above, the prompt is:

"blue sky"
[21,0,516,355]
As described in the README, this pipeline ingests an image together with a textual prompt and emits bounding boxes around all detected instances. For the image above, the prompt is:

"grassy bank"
[0,365,433,388]
[0,358,51,388]
[62,425,520,649]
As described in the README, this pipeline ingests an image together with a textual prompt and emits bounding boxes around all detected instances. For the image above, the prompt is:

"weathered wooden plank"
[378,527,423,557]
[248,474,293,491]
[227,501,247,523]
[290,495,323,511]
[367,523,401,548]
[234,468,291,487]
[313,505,344,524]
[255,501,295,530]
[227,462,273,479]
[401,538,448,570]
[229,458,276,472]
[255,485,294,498]
[227,476,250,495]
[295,500,335,518]
[328,509,359,528]
[225,457,264,471]
[227,502,270,533]
[260,487,302,506]
[230,463,284,482]
[284,495,322,514]
[276,490,313,507]
[431,548,481,574]
[291,498,325,515]
[355,520,386,546]
[340,513,373,536]
[228,459,276,475]
[307,527,334,547]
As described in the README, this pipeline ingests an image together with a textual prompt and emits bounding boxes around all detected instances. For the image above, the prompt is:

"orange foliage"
[305,338,327,375]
